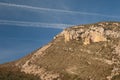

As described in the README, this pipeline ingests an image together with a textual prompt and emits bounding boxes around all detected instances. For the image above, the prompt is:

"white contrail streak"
[0,20,74,29]
[0,2,120,18]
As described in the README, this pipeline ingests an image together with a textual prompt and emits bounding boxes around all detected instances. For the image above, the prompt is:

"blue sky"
[0,0,120,64]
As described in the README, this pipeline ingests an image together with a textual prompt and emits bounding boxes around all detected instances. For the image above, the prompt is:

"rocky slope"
[0,22,120,80]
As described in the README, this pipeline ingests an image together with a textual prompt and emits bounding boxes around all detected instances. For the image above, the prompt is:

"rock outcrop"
[63,26,107,45]
[62,22,120,45]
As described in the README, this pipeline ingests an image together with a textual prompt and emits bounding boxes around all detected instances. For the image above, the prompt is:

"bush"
[0,66,40,80]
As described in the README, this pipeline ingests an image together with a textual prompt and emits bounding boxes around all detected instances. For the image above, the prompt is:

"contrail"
[0,2,120,18]
[0,20,74,29]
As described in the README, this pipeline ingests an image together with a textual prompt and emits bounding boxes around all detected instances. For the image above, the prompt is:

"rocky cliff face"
[63,26,107,45]
[1,22,120,80]
[62,22,120,45]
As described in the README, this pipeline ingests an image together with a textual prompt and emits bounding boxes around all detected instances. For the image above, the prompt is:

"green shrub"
[0,66,40,80]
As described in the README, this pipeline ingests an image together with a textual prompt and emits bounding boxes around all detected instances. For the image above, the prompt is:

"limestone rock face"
[63,26,107,45]
[63,28,84,42]
[62,22,120,45]
[83,27,107,45]
[64,30,71,42]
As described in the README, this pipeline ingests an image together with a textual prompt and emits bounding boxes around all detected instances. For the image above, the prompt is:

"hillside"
[0,22,120,80]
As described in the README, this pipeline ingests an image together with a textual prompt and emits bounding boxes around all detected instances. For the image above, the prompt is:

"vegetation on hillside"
[0,66,40,80]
